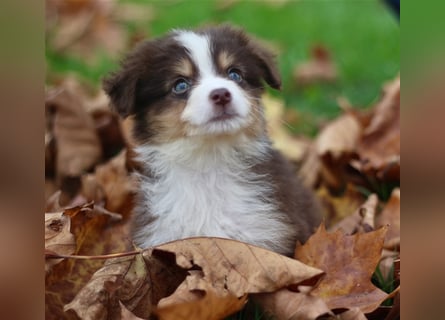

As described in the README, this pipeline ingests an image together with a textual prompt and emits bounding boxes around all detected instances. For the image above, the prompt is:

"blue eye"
[173,79,190,94]
[228,69,242,83]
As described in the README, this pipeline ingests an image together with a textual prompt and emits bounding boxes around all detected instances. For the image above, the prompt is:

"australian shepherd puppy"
[104,25,321,256]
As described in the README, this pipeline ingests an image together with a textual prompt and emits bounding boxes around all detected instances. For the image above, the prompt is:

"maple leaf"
[295,225,389,313]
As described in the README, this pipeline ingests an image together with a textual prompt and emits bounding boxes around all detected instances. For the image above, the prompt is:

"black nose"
[210,88,231,106]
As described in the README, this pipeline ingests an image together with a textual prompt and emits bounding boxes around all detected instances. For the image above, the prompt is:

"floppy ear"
[256,47,282,90]
[103,67,138,118]
[251,41,282,90]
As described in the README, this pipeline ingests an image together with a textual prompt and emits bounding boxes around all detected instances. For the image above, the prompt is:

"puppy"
[104,25,321,256]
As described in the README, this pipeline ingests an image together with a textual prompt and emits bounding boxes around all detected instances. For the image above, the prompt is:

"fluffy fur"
[104,25,321,256]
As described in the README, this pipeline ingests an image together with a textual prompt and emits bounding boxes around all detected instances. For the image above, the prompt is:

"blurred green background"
[46,0,399,136]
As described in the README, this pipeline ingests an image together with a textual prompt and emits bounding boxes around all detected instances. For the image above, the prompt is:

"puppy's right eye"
[172,79,190,94]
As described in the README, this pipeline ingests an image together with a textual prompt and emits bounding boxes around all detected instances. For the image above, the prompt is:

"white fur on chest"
[132,137,294,254]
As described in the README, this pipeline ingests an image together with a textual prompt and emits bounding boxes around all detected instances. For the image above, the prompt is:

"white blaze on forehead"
[174,31,214,77]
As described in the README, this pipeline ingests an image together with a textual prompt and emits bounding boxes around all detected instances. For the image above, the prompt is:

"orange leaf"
[295,225,388,313]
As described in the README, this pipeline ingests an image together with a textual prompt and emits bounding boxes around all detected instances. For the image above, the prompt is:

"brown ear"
[251,41,282,90]
[103,67,138,118]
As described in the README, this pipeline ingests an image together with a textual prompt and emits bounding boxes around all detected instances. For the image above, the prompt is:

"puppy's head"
[104,25,281,144]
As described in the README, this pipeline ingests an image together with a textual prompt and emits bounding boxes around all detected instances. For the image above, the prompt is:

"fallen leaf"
[315,112,362,193]
[65,251,187,320]
[81,149,137,214]
[47,0,127,60]
[352,76,400,182]
[156,288,247,320]
[157,237,324,298]
[294,45,338,85]
[254,288,332,320]
[329,194,379,234]
[46,87,102,187]
[337,307,368,320]
[120,301,144,320]
[45,211,76,272]
[376,188,400,248]
[295,225,388,313]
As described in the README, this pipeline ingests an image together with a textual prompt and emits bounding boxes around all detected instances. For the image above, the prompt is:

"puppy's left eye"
[228,68,242,83]
[173,79,190,94]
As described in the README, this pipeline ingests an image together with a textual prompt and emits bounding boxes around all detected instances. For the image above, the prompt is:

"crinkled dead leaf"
[46,87,102,182]
[352,76,400,182]
[157,237,324,298]
[45,211,76,272]
[45,198,132,319]
[65,251,187,320]
[294,45,338,85]
[156,288,247,320]
[329,194,379,235]
[315,112,362,193]
[81,149,137,214]
[263,94,310,163]
[47,0,127,60]
[376,188,400,249]
[254,288,332,320]
[337,307,367,320]
[64,237,322,319]
[120,301,144,320]
[295,225,388,313]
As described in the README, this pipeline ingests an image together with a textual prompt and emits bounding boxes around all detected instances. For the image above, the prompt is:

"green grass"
[46,0,399,136]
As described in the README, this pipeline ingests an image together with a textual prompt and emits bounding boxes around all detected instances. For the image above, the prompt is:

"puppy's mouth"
[208,110,240,123]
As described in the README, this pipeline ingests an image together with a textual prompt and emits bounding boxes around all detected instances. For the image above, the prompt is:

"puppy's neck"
[135,133,271,173]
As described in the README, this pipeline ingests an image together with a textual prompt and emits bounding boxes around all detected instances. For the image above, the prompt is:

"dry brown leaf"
[315,112,362,193]
[337,307,367,320]
[65,236,322,320]
[45,194,135,318]
[47,0,127,60]
[254,288,332,320]
[353,76,400,182]
[65,252,187,320]
[157,237,324,298]
[376,188,400,248]
[295,225,388,313]
[46,87,102,181]
[156,288,247,320]
[294,45,338,85]
[81,149,137,214]
[329,194,379,234]
[316,112,361,159]
[120,301,145,320]
[264,94,310,163]
[45,211,76,272]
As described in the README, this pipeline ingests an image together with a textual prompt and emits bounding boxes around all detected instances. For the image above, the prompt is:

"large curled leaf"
[295,225,388,313]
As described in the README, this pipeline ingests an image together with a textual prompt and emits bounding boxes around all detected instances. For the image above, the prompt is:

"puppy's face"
[104,25,281,144]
